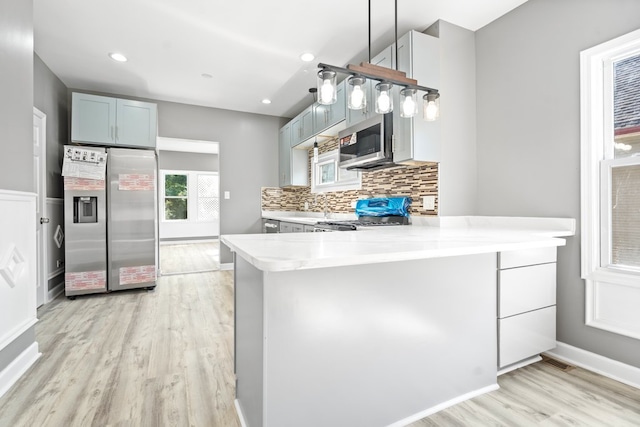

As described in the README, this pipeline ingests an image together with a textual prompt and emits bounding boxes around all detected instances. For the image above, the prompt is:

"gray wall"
[476,0,640,367]
[158,150,219,172]
[0,0,36,377]
[156,101,286,263]
[0,0,33,192]
[34,53,68,199]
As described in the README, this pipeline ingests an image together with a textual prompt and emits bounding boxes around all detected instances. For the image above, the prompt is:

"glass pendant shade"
[399,88,418,118]
[317,70,337,105]
[375,82,393,114]
[423,92,440,121]
[347,76,367,110]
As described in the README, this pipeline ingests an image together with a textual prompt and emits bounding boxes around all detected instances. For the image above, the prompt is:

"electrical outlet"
[423,196,436,211]
[351,200,358,209]
[304,201,309,210]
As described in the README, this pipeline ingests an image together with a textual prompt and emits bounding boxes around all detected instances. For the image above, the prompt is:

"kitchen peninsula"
[222,217,574,427]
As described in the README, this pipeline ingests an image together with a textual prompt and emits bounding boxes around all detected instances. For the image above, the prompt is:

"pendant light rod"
[395,0,398,71]
[368,0,371,62]
[317,62,439,95]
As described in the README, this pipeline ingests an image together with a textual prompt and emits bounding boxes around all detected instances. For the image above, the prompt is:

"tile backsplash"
[262,137,438,216]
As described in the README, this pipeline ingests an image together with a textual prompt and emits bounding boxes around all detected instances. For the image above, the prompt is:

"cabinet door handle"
[115,126,119,142]
[110,126,114,141]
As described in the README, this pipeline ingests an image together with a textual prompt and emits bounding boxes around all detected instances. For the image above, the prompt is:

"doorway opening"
[157,138,220,275]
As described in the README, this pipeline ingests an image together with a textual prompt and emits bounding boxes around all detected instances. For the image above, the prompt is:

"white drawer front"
[499,263,556,318]
[499,247,557,269]
[499,306,556,368]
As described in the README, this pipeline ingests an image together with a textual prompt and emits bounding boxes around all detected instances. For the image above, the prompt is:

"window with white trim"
[161,170,219,222]
[580,29,640,339]
[311,149,361,193]
[163,173,188,220]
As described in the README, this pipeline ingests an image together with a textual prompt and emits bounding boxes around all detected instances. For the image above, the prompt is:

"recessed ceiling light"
[300,53,315,62]
[201,73,213,79]
[262,99,272,105]
[108,52,127,62]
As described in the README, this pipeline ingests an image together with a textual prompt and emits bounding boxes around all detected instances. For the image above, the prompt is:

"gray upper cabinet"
[290,105,314,147]
[71,93,117,145]
[392,31,441,164]
[71,92,158,148]
[279,122,308,187]
[279,124,292,187]
[345,46,394,128]
[313,80,346,134]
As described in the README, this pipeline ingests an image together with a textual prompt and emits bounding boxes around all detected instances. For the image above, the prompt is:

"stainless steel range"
[314,215,410,231]
[314,197,412,231]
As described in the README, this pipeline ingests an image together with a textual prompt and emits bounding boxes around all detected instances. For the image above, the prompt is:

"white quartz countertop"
[223,218,574,272]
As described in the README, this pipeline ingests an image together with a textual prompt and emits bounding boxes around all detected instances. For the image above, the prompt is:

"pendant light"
[313,0,441,121]
[347,76,367,110]
[375,82,393,114]
[313,140,319,163]
[423,92,440,121]
[400,88,418,118]
[317,70,337,105]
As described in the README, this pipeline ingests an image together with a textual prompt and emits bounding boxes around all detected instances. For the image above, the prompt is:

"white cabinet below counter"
[497,246,557,370]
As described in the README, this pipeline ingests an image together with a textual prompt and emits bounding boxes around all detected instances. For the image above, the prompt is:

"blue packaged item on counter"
[355,197,411,217]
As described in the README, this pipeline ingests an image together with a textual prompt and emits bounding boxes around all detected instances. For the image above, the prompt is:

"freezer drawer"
[498,306,556,368]
[498,263,556,318]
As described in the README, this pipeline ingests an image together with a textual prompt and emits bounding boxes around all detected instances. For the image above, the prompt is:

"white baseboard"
[387,383,500,427]
[0,342,41,399]
[545,342,640,390]
[48,279,65,302]
[220,263,234,271]
[235,383,499,427]
[234,399,248,427]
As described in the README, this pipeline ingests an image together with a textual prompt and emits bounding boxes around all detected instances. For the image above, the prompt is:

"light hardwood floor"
[160,241,220,275]
[1,270,639,426]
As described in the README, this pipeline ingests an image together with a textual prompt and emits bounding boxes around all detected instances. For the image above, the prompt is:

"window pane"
[198,197,219,221]
[613,54,640,158]
[319,162,336,184]
[165,198,187,220]
[611,164,640,268]
[165,174,188,197]
[197,174,218,197]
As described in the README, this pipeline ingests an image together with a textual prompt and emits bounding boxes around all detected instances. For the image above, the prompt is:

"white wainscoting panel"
[586,279,640,340]
[0,190,39,398]
[46,198,65,280]
[0,190,38,351]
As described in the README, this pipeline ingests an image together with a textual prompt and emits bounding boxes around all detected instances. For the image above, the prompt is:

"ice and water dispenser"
[73,196,98,223]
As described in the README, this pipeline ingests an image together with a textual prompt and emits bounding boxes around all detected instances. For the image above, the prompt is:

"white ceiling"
[34,0,527,119]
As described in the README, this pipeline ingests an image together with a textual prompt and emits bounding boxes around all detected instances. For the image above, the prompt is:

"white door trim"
[33,107,48,307]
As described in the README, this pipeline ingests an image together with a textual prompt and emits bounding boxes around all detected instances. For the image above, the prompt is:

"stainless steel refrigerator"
[64,147,157,297]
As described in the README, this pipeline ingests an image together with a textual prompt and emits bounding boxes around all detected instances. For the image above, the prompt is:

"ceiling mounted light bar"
[317,62,440,120]
[314,0,440,121]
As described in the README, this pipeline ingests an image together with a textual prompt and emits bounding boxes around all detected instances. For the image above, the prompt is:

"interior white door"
[33,107,48,307]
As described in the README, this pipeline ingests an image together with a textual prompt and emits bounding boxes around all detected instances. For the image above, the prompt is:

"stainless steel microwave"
[338,113,394,171]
